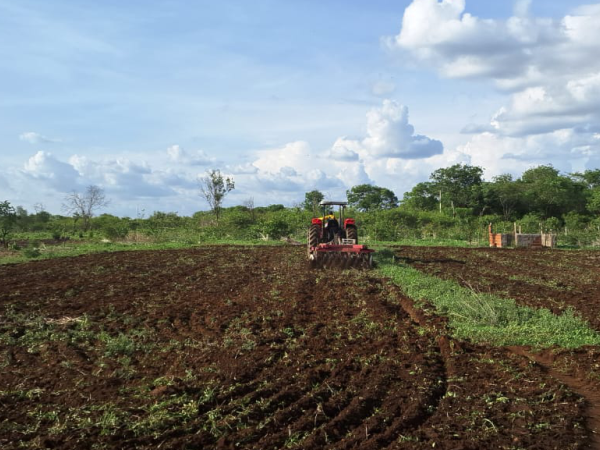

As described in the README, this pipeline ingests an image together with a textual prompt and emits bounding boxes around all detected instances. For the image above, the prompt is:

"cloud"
[227,163,259,174]
[253,170,304,192]
[22,151,80,190]
[147,169,197,189]
[362,100,443,158]
[329,138,360,162]
[458,129,600,178]
[71,156,176,198]
[387,0,600,173]
[388,0,565,81]
[251,141,345,191]
[20,151,183,199]
[19,132,62,144]
[460,123,495,134]
[253,141,313,174]
[238,140,367,204]
[389,1,600,136]
[320,101,443,162]
[334,162,372,188]
[238,98,447,204]
[167,145,215,166]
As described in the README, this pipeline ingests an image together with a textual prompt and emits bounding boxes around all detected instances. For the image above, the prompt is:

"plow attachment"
[308,244,375,269]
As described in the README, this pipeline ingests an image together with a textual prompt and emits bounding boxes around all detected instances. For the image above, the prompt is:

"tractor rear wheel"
[346,225,358,244]
[308,224,320,248]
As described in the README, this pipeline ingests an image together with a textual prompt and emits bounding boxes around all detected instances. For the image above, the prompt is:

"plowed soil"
[0,246,591,449]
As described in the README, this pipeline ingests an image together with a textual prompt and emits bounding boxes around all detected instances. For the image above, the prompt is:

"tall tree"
[62,185,109,231]
[346,184,398,212]
[199,169,235,223]
[570,169,600,189]
[587,188,600,215]
[520,165,584,218]
[430,164,484,213]
[0,201,17,247]
[242,197,256,222]
[401,182,438,211]
[303,190,324,215]
[489,174,521,221]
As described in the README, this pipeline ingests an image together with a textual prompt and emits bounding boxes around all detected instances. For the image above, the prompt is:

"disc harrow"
[308,244,374,269]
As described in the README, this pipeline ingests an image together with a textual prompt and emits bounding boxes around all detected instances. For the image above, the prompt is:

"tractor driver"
[323,210,340,242]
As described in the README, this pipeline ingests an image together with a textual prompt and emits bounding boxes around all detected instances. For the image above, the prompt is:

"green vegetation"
[199,169,235,223]
[346,184,399,211]
[0,200,17,247]
[5,163,600,264]
[303,190,324,215]
[375,250,600,348]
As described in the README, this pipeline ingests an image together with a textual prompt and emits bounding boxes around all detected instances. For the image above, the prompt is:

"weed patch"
[376,250,600,348]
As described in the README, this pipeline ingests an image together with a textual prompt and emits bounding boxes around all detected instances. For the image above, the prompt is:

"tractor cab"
[318,201,346,242]
[307,199,373,268]
[311,200,355,245]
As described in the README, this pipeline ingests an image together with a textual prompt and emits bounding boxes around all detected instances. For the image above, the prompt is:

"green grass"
[375,249,600,348]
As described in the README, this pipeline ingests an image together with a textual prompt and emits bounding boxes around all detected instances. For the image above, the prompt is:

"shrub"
[22,241,41,258]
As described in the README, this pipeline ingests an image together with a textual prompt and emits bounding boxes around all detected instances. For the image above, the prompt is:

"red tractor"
[308,200,374,268]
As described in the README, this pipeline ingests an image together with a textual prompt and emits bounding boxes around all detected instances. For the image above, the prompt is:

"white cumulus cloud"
[167,145,215,166]
[239,99,446,204]
[388,0,600,173]
[227,163,259,175]
[239,140,369,203]
[362,100,443,159]
[22,151,80,190]
[388,0,564,81]
[19,132,62,144]
[329,138,361,162]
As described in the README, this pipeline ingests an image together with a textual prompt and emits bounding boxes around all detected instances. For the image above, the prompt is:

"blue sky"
[1,0,599,216]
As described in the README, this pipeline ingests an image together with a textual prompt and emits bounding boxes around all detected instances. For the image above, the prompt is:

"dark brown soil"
[0,246,591,449]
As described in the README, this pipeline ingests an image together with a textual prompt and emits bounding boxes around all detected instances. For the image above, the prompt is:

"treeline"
[3,164,600,248]
[402,164,600,221]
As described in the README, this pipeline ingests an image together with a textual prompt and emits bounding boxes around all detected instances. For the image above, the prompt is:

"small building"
[488,226,513,248]
[488,224,556,248]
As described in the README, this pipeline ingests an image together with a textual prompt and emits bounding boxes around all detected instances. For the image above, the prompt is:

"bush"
[257,217,291,240]
[22,241,41,258]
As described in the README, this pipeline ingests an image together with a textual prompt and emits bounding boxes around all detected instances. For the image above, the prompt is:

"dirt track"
[0,246,592,449]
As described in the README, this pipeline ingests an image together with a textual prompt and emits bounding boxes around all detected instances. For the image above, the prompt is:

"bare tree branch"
[62,185,109,231]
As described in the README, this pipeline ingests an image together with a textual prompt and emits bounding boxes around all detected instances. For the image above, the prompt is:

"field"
[0,245,599,449]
